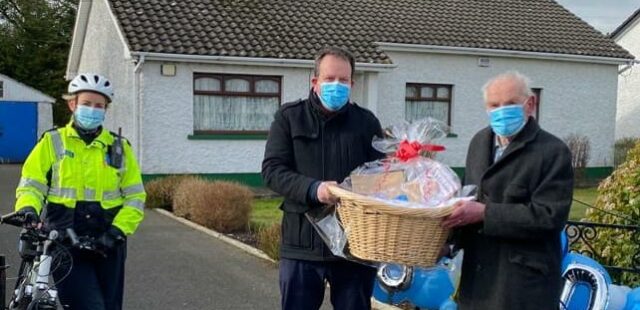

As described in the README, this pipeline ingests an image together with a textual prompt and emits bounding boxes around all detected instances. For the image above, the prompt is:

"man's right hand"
[317,181,339,205]
[16,207,39,228]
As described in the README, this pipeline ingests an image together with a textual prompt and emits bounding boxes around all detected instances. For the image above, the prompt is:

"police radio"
[108,127,124,169]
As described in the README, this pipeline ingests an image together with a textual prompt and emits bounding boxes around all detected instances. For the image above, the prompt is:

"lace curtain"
[194,77,279,131]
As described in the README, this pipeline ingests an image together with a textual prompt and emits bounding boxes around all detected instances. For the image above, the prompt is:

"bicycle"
[1,211,104,310]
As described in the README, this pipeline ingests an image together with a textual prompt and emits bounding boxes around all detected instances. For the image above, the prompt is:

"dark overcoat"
[456,118,574,310]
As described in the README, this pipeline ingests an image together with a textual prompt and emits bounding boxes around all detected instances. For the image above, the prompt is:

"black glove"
[16,207,39,228]
[97,226,125,252]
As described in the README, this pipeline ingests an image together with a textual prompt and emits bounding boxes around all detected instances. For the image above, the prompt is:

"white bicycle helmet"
[68,73,114,102]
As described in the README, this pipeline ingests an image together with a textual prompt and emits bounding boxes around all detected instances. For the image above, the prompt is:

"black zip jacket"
[262,90,384,261]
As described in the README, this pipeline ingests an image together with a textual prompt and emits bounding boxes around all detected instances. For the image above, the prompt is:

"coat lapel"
[483,118,540,178]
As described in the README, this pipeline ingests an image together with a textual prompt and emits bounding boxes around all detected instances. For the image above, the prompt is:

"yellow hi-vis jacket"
[15,122,145,235]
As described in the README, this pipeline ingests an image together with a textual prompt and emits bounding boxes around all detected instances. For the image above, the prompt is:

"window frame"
[405,83,453,126]
[192,73,282,135]
[0,80,4,98]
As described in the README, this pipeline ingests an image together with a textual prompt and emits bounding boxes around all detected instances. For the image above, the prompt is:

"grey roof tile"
[108,0,633,64]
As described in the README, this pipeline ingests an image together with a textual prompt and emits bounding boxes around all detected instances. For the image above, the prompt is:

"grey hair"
[482,71,533,102]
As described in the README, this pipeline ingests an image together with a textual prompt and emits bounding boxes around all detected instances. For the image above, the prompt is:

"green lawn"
[251,187,598,226]
[570,187,598,220]
[250,197,283,229]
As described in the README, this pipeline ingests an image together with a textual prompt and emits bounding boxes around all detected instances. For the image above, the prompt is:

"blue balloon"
[626,287,640,310]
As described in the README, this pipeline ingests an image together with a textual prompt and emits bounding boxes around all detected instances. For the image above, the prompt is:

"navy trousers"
[280,258,376,310]
[53,242,127,310]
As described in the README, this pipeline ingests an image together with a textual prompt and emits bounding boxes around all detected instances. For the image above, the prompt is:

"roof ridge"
[101,0,633,62]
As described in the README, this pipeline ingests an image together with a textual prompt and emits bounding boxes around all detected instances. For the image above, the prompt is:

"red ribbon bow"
[394,140,445,162]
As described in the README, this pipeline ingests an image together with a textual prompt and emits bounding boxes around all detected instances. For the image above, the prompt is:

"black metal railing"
[565,199,640,279]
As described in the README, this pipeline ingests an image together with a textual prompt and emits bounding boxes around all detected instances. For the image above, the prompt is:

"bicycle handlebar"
[2,212,105,256]
[0,211,24,227]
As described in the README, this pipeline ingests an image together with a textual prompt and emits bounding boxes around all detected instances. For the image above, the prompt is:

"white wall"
[76,0,137,148]
[376,51,620,167]
[615,20,640,139]
[140,62,319,174]
[0,74,54,103]
[140,53,618,175]
[36,103,53,137]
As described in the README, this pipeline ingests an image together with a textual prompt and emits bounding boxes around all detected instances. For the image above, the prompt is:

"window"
[193,74,281,133]
[405,84,452,125]
[0,80,4,98]
[531,88,542,120]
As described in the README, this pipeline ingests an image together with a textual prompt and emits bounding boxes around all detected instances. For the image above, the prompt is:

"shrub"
[584,140,640,286]
[564,134,590,181]
[144,175,198,211]
[256,223,281,261]
[173,179,253,233]
[614,137,640,167]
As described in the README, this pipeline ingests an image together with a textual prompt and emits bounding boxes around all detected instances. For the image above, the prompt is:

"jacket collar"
[477,117,540,175]
[64,121,113,147]
[307,89,350,121]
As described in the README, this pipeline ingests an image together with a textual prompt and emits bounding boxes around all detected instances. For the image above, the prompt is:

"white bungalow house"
[612,7,640,139]
[66,0,633,185]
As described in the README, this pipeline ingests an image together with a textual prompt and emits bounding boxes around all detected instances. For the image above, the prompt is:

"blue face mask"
[319,81,350,111]
[488,104,526,137]
[74,105,105,130]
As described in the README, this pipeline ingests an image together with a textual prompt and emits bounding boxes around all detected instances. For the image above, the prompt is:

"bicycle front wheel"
[8,260,34,310]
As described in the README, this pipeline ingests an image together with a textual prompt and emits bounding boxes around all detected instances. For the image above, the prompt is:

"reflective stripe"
[49,130,63,189]
[49,130,65,160]
[121,184,145,196]
[84,188,96,200]
[48,187,76,199]
[103,190,122,200]
[51,161,60,189]
[19,178,49,195]
[124,199,145,212]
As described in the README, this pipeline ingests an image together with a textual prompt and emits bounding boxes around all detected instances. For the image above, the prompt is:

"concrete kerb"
[153,208,401,310]
[153,208,276,264]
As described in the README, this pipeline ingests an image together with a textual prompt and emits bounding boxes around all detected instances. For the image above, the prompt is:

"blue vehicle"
[373,233,640,310]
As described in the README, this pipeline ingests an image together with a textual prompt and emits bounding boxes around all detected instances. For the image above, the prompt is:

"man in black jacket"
[442,71,573,309]
[262,47,384,310]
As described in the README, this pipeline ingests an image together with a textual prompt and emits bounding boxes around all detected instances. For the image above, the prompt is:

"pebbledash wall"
[138,51,619,185]
[615,17,640,139]
[139,63,308,182]
[138,61,377,186]
[376,50,620,172]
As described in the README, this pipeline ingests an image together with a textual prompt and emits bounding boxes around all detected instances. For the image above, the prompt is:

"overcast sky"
[555,0,640,34]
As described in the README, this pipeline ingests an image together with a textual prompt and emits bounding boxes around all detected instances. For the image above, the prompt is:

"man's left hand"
[441,200,486,229]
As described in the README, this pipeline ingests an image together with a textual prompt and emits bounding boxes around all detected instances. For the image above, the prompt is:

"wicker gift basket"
[328,185,454,267]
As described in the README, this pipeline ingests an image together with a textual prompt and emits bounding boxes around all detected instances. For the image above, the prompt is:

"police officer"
[14,73,145,310]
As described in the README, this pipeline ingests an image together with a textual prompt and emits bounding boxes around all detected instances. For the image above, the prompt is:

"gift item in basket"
[344,117,461,208]
[328,185,454,267]
[350,169,405,196]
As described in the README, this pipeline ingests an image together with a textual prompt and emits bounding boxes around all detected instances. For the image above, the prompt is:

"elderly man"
[442,71,573,309]
[262,47,384,310]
